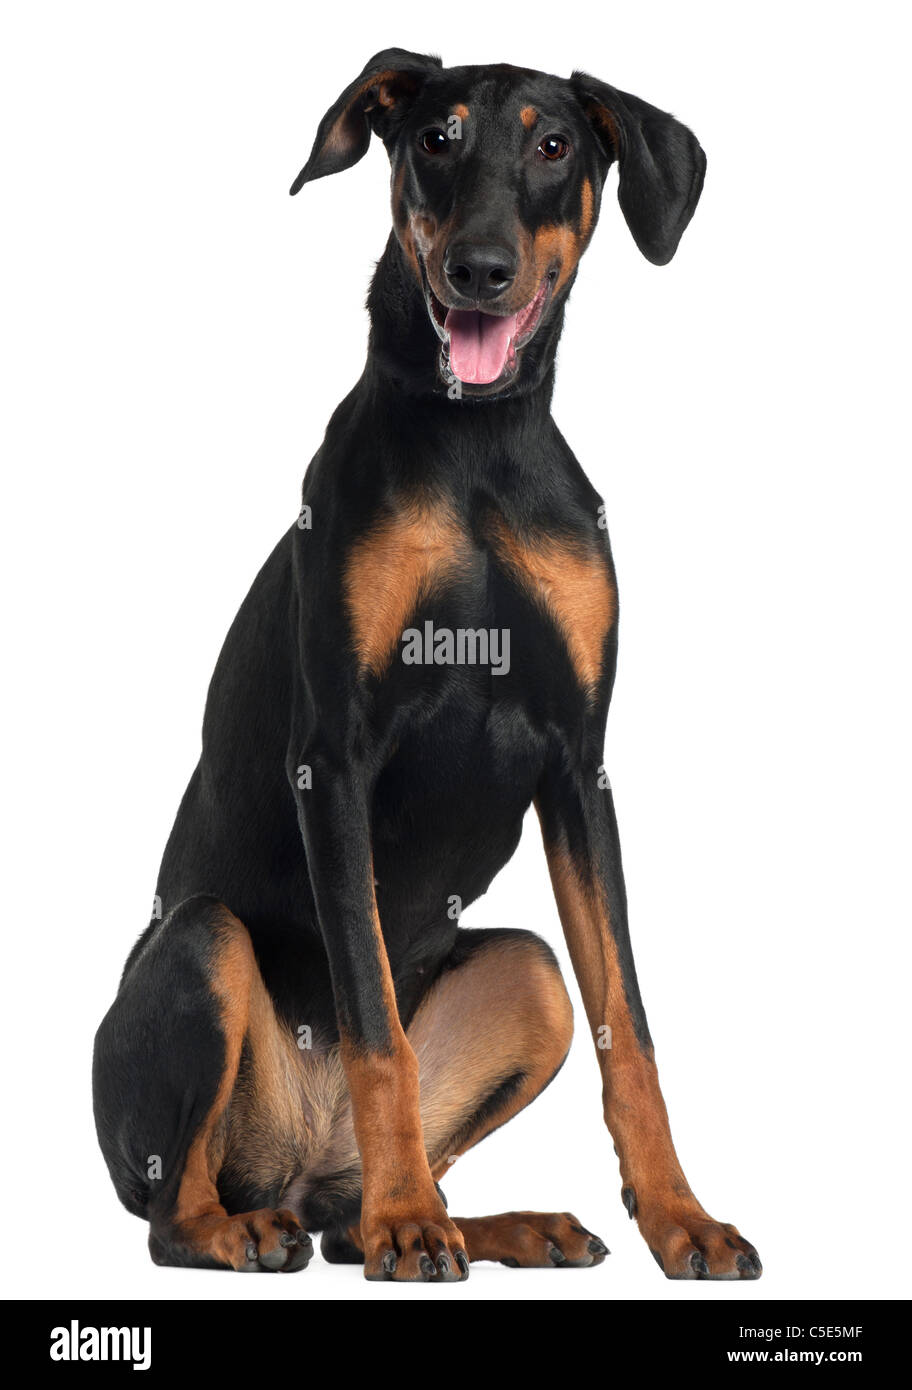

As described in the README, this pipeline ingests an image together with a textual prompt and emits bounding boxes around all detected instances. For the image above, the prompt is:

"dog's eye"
[537,135,570,161]
[419,129,449,155]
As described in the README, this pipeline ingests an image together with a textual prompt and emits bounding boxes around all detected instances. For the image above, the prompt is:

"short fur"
[93,51,761,1283]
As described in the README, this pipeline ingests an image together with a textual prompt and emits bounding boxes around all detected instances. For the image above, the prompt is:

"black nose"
[443,242,518,302]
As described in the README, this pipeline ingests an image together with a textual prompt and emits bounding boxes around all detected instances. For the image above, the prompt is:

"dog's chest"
[343,498,616,702]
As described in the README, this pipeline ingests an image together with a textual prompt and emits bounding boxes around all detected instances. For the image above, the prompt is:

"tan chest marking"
[491,520,616,694]
[344,499,471,677]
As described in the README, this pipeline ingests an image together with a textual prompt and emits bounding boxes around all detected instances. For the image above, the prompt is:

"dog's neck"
[364,233,566,416]
[310,236,573,499]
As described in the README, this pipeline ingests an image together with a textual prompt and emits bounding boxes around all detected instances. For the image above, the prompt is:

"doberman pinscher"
[93,49,762,1283]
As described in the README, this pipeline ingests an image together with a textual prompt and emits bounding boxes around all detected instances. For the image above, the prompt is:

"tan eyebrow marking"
[520,106,538,130]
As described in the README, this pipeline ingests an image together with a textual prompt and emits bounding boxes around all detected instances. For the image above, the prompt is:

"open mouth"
[422,266,553,388]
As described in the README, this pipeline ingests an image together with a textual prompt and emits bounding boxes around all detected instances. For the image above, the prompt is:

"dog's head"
[291,50,705,397]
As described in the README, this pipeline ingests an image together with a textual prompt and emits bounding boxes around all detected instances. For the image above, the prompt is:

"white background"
[2,1,909,1303]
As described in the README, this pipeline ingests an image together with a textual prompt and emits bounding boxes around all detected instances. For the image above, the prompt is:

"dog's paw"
[154,1207,314,1272]
[458,1210,609,1267]
[361,1211,469,1282]
[632,1197,761,1280]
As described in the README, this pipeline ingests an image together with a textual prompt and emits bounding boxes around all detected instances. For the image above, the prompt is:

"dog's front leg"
[295,757,468,1282]
[535,751,762,1280]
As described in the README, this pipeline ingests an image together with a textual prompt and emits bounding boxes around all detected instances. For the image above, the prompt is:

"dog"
[93,49,761,1283]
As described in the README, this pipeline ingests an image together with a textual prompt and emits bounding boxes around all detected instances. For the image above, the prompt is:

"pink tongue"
[444,308,518,385]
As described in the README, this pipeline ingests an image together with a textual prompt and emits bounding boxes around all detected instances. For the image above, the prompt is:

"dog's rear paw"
[151,1207,313,1272]
[457,1211,609,1267]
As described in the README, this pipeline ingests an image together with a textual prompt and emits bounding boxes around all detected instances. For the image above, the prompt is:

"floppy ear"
[573,73,706,265]
[290,48,442,194]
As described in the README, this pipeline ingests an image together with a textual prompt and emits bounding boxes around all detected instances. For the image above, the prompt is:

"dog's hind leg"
[92,894,313,1271]
[321,927,608,1271]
